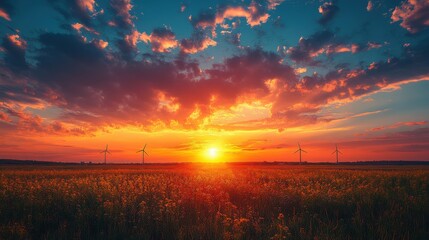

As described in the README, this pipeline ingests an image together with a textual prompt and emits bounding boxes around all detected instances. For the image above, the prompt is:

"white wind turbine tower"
[332,144,342,164]
[137,144,149,164]
[294,143,307,164]
[100,144,111,164]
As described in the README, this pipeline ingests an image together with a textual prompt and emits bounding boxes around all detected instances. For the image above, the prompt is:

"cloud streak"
[0,0,13,21]
[286,30,384,65]
[370,121,427,132]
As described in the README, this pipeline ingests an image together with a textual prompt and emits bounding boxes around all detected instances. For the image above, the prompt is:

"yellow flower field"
[0,164,428,239]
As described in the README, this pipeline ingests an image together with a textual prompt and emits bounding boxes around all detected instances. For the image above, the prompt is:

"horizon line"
[1,159,429,165]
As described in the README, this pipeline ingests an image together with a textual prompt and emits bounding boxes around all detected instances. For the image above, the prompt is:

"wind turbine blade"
[100,150,105,153]
[143,144,147,150]
[302,149,307,153]
[332,151,336,154]
[294,149,299,153]
[144,151,149,156]
[339,150,343,154]
[137,150,142,153]
[107,151,111,154]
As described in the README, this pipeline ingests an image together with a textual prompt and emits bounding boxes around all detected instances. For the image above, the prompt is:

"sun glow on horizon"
[206,147,219,161]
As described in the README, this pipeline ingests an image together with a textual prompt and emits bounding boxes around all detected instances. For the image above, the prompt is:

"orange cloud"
[294,67,307,75]
[325,44,354,55]
[77,0,96,12]
[149,33,178,53]
[0,111,11,122]
[110,0,134,27]
[71,22,99,35]
[7,34,26,49]
[268,0,284,10]
[370,121,428,132]
[218,6,249,22]
[321,42,379,56]
[217,5,269,27]
[124,30,142,47]
[318,2,339,24]
[194,2,271,30]
[367,42,383,49]
[92,39,108,49]
[367,1,373,11]
[181,36,217,54]
[391,0,429,33]
[127,28,178,53]
[1,104,96,136]
[0,8,11,21]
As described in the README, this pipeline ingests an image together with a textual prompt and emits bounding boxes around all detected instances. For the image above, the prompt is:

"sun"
[207,147,219,160]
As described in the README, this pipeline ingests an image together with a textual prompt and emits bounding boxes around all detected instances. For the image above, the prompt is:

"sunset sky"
[0,0,428,163]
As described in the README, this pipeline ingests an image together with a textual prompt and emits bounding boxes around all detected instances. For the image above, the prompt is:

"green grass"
[0,164,428,239]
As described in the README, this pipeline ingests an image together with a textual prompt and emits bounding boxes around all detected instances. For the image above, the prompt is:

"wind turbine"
[100,144,111,164]
[137,144,149,164]
[332,144,342,164]
[294,143,307,164]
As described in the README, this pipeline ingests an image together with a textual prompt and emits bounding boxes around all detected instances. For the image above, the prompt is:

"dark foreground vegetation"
[0,164,428,239]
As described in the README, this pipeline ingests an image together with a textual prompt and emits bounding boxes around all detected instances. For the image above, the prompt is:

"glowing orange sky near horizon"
[1,81,429,163]
[1,84,428,164]
[0,80,428,163]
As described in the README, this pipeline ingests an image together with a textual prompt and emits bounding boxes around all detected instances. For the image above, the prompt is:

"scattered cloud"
[370,121,427,131]
[267,0,284,10]
[140,27,179,53]
[71,22,99,35]
[0,8,11,21]
[110,0,134,29]
[92,39,108,49]
[286,30,384,65]
[122,28,179,53]
[48,0,102,26]
[332,127,429,156]
[1,34,27,71]
[391,0,429,33]
[6,34,26,49]
[294,67,307,75]
[286,30,334,64]
[124,30,145,48]
[180,30,217,54]
[0,105,93,136]
[180,3,187,13]
[367,1,373,12]
[77,0,96,13]
[192,0,282,33]
[0,0,13,21]
[318,2,339,25]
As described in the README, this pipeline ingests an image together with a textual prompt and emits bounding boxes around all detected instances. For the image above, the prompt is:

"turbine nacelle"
[332,144,343,164]
[294,143,307,154]
[100,144,111,164]
[100,144,111,154]
[137,144,149,164]
[294,143,307,164]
